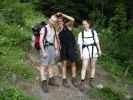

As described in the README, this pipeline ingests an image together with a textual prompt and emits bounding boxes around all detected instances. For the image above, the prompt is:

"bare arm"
[56,12,75,28]
[62,13,75,22]
[94,30,102,55]
[96,42,102,55]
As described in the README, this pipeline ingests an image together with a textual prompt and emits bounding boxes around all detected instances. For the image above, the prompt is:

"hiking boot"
[48,77,59,87]
[79,80,86,92]
[41,80,48,93]
[89,78,95,88]
[72,78,79,88]
[62,79,70,88]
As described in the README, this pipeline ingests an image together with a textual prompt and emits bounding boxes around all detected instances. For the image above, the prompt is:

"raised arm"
[63,14,75,22]
[56,12,75,22]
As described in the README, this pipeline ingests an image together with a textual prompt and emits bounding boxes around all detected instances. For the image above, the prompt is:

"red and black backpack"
[32,25,47,50]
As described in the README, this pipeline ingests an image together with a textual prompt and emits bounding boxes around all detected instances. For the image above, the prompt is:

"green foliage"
[73,27,81,36]
[115,27,133,77]
[0,24,30,46]
[98,27,132,77]
[0,0,47,81]
[99,54,124,77]
[2,8,25,25]
[97,28,113,53]
[0,85,34,100]
[98,25,133,80]
[0,47,34,80]
[33,0,90,22]
[109,3,127,34]
[89,87,124,100]
[0,1,47,99]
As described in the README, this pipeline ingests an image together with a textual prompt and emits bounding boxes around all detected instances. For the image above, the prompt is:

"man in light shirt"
[39,15,59,93]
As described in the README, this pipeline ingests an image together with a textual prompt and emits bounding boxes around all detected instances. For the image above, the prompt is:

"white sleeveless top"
[78,29,99,59]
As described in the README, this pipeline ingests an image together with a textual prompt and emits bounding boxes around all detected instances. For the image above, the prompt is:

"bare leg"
[58,62,62,75]
[90,59,96,78]
[48,64,53,78]
[71,62,76,78]
[62,60,67,79]
[48,64,59,86]
[39,64,48,93]
[81,59,89,80]
[71,62,78,87]
[79,59,89,91]
[62,60,70,88]
[39,65,47,81]
[86,60,91,79]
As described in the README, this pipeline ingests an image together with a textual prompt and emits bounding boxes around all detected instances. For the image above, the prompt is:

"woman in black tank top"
[59,25,76,48]
[56,12,78,88]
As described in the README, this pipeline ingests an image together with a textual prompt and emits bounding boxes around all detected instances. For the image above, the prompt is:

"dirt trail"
[17,77,90,100]
[16,50,133,100]
[19,50,90,100]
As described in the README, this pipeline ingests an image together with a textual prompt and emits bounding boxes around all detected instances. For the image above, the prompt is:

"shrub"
[89,87,124,100]
[0,86,34,100]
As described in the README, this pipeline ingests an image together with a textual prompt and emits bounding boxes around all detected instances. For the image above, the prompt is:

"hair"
[40,21,46,26]
[49,15,57,22]
[82,19,93,28]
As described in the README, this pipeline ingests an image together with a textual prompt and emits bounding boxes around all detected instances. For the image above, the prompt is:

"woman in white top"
[78,20,101,90]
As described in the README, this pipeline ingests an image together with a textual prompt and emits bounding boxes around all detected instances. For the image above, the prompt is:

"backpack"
[32,26,47,50]
[82,29,99,57]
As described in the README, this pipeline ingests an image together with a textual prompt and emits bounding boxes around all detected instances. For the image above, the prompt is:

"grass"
[0,81,36,100]
[0,1,47,99]
[98,53,133,85]
[0,46,35,80]
[89,87,125,100]
[0,0,47,81]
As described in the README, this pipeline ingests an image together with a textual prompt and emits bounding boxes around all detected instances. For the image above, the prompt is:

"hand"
[42,51,48,58]
[55,49,59,57]
[99,50,102,56]
[56,12,63,17]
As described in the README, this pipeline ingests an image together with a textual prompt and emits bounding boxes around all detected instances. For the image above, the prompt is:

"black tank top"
[59,26,76,48]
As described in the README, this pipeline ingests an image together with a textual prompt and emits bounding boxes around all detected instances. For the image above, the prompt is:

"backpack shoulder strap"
[91,29,94,39]
[42,26,48,47]
[44,26,47,38]
[82,31,84,44]
[91,29,97,45]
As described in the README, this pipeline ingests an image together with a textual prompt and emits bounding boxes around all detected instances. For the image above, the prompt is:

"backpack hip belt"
[43,40,54,48]
[82,30,99,59]
[82,43,96,49]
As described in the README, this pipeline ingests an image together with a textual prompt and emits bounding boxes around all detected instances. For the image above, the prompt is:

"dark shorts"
[60,46,76,62]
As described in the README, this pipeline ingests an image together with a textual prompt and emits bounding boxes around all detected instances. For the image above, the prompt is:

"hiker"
[78,20,102,90]
[30,21,46,70]
[39,15,59,93]
[56,12,78,88]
